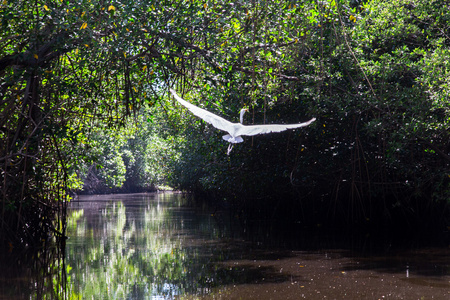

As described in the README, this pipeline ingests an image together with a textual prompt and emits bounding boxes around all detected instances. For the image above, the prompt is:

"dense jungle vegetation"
[1,0,449,250]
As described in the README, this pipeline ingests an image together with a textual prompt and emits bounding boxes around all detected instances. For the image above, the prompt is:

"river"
[1,192,449,299]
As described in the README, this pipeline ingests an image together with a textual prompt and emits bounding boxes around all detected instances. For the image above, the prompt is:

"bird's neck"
[239,110,246,124]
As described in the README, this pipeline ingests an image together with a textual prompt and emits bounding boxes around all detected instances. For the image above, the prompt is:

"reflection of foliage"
[67,202,137,298]
[65,194,222,298]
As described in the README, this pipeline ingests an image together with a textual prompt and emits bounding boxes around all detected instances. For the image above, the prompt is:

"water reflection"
[66,192,231,299]
[0,244,66,299]
[65,192,449,300]
[1,192,448,299]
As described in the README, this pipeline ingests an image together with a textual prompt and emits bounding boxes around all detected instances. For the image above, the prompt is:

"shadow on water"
[0,239,66,299]
[0,192,449,299]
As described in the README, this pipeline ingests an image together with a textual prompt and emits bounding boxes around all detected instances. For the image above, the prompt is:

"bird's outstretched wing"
[235,118,316,137]
[170,89,235,133]
[170,88,315,138]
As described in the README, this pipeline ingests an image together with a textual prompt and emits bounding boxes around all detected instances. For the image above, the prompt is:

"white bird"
[170,89,316,155]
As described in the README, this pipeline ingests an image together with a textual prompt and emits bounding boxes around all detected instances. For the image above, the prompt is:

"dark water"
[1,192,449,299]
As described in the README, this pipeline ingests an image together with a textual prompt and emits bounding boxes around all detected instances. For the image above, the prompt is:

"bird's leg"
[227,144,233,155]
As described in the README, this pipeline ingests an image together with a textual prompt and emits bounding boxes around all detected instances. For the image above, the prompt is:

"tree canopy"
[1,0,449,247]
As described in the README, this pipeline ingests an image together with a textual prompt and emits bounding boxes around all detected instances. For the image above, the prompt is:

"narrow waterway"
[1,192,448,299]
[65,192,449,299]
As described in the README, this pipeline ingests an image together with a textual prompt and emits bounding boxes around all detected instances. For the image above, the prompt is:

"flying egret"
[170,89,316,155]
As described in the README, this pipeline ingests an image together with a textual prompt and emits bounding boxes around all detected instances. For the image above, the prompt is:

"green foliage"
[165,0,449,229]
[0,0,232,242]
[75,103,179,193]
[1,0,448,247]
[120,106,179,191]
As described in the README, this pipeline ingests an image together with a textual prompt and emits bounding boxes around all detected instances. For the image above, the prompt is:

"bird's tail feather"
[223,135,243,143]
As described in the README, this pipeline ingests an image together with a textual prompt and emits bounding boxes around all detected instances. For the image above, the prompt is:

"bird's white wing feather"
[170,89,315,138]
[236,118,316,137]
[170,89,235,133]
